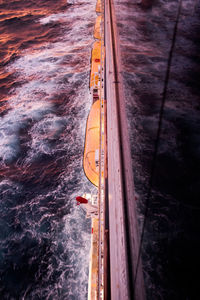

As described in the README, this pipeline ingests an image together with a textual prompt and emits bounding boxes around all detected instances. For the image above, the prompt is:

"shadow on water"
[114,0,200,298]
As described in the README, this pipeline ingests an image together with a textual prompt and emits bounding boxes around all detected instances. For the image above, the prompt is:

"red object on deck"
[76,196,88,205]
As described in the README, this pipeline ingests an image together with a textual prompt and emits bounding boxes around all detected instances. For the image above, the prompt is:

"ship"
[77,0,105,298]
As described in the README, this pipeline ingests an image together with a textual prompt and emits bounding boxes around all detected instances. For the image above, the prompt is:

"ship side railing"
[97,1,105,298]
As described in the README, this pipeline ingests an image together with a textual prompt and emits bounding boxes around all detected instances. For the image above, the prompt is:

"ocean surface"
[1,0,200,299]
[114,0,200,299]
[0,0,96,299]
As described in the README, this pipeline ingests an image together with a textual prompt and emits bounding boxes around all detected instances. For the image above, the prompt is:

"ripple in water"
[114,0,200,298]
[0,0,97,298]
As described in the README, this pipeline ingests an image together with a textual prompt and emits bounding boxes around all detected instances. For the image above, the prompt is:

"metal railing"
[97,2,105,298]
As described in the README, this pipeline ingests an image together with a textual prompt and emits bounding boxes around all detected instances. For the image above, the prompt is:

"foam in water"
[0,0,97,298]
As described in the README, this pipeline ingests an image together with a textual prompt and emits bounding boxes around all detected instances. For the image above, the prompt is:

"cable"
[134,0,183,292]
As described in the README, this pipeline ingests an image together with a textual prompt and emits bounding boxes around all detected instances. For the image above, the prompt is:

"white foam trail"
[39,13,69,25]
[27,114,68,157]
[1,0,95,165]
[39,0,96,25]
[0,1,97,298]
[63,202,91,300]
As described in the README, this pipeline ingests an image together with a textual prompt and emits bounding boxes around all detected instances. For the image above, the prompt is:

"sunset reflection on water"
[0,0,96,298]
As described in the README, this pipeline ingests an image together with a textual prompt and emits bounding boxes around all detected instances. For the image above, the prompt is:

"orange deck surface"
[94,16,101,40]
[83,100,100,186]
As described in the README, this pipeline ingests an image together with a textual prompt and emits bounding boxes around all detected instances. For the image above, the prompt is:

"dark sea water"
[1,0,200,299]
[114,0,200,299]
[0,0,96,299]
